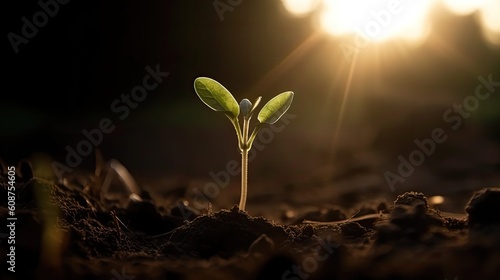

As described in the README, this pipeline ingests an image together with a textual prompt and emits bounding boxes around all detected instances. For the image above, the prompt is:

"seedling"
[194,77,294,211]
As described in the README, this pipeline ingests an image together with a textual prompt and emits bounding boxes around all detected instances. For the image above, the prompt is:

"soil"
[1,166,500,280]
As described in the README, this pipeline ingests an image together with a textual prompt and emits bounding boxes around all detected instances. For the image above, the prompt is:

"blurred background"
[2,0,500,214]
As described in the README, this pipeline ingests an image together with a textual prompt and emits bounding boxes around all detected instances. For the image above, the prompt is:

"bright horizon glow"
[282,0,500,45]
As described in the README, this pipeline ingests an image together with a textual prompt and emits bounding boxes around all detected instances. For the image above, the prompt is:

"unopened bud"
[239,98,252,117]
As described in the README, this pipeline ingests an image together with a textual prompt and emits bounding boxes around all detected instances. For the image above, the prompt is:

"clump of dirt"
[161,206,292,258]
[374,202,445,245]
[465,187,500,226]
[394,191,429,208]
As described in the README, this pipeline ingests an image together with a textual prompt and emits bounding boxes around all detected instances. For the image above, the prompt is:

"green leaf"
[194,77,240,118]
[249,96,262,117]
[257,91,294,124]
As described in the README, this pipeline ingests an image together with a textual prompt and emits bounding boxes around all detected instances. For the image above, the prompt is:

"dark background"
[2,0,500,210]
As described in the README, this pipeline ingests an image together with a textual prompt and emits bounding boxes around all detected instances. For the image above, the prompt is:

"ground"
[1,161,500,280]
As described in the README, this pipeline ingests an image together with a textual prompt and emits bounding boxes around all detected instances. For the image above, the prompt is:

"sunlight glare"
[319,0,433,42]
[282,0,321,16]
[281,0,500,47]
[440,0,500,46]
[478,1,500,46]
[479,1,500,33]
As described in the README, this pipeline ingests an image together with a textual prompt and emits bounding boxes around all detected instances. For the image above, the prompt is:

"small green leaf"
[249,96,262,116]
[194,77,240,118]
[257,91,294,124]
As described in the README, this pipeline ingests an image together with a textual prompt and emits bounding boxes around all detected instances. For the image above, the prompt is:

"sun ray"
[332,52,358,152]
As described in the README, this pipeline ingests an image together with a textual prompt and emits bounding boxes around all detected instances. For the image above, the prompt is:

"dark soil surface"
[1,166,500,280]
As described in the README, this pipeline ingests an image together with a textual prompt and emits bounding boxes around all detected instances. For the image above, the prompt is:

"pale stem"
[239,148,248,211]
[239,117,250,211]
[227,115,243,150]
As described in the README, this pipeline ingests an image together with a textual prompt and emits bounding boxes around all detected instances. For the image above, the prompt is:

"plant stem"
[239,148,248,211]
[239,117,250,211]
[227,115,243,150]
